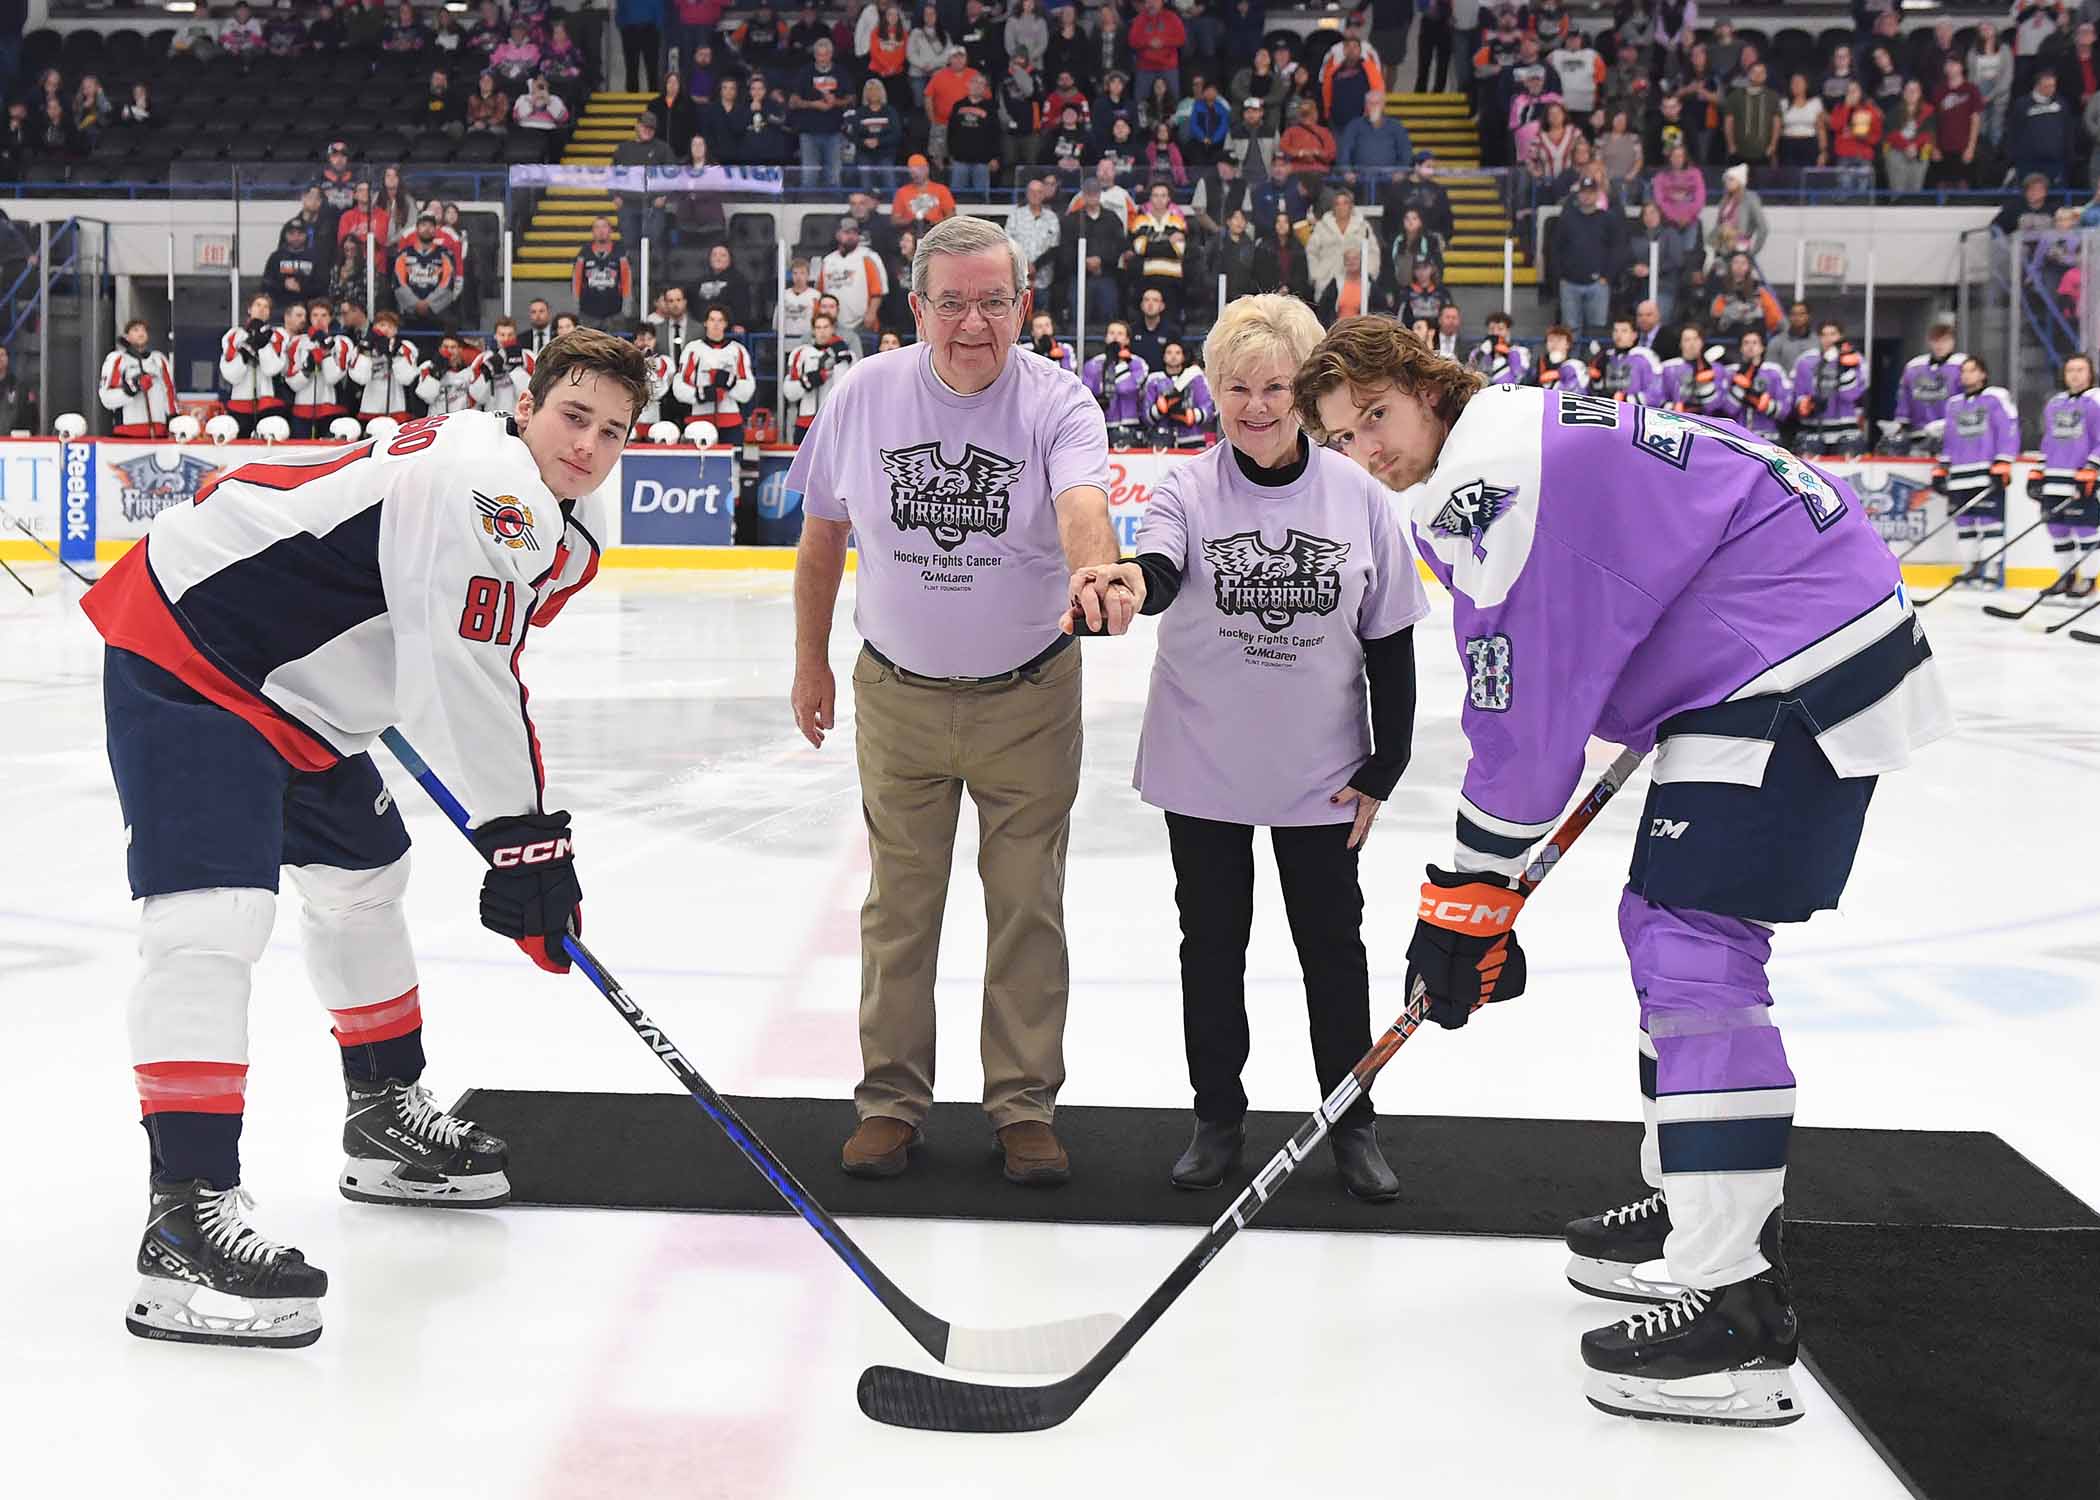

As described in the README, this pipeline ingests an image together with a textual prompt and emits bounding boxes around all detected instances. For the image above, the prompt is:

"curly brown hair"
[1291,315,1484,442]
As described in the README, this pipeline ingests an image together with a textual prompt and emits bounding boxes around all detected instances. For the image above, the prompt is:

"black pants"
[621,23,661,94]
[1165,812,1374,1127]
[1415,17,1452,92]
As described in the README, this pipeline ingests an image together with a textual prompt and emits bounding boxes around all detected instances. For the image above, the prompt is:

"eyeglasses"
[926,294,1019,321]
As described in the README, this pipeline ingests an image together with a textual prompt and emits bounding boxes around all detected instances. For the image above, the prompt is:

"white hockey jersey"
[219,323,288,413]
[672,337,757,432]
[415,358,478,414]
[467,346,534,416]
[348,336,421,419]
[285,332,356,420]
[781,335,860,432]
[636,351,673,427]
[80,411,605,828]
[98,347,179,435]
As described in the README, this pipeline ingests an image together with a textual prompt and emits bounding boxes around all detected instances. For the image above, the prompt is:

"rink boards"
[0,436,2071,587]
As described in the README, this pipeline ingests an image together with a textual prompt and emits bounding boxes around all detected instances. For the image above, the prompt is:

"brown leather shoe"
[996,1120,1071,1186]
[841,1116,920,1178]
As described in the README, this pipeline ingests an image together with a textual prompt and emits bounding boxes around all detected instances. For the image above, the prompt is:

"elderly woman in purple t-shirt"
[1063,294,1429,1199]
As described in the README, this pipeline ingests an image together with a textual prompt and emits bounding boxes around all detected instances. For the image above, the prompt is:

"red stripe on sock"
[135,1061,249,1115]
[330,986,423,1045]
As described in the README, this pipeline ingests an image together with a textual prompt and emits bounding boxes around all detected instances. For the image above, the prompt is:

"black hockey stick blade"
[2045,597,2100,634]
[856,751,1648,1433]
[2072,630,2100,645]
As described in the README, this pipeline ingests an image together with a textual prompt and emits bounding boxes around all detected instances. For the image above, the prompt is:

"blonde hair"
[1203,293,1325,390]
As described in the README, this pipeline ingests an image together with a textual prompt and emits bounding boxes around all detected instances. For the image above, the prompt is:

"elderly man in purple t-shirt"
[787,214,1123,1187]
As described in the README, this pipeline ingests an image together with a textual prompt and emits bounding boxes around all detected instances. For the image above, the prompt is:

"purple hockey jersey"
[1938,386,2019,492]
[1140,367,1215,445]
[1588,346,1663,406]
[1718,360,1790,439]
[2037,388,2100,493]
[1789,347,1867,449]
[1468,337,1531,387]
[1656,355,1723,414]
[1083,349,1151,433]
[1406,386,1951,878]
[1894,350,1966,434]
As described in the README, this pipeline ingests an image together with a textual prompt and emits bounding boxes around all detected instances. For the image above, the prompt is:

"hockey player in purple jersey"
[1718,329,1790,439]
[1586,316,1663,406]
[1935,356,2020,586]
[1140,340,1216,449]
[1296,318,1950,1427]
[79,331,651,1349]
[1528,325,1588,394]
[1466,310,1531,387]
[1657,325,1724,415]
[1890,322,1964,454]
[1082,319,1151,445]
[2033,353,2100,599]
[1788,321,1868,456]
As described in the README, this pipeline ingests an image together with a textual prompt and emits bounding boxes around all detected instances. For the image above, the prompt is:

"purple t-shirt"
[1131,442,1430,826]
[787,344,1111,677]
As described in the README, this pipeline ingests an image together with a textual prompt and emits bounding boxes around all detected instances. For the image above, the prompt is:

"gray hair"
[910,214,1028,300]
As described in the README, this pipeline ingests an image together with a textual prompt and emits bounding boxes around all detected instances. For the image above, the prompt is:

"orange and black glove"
[1539,365,1561,387]
[1406,866,1528,1030]
[2078,467,2098,500]
[1930,464,1949,494]
[1988,460,2014,491]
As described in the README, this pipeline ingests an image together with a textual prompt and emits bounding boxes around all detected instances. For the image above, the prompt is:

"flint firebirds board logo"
[1201,529,1348,630]
[111,452,222,522]
[475,491,539,549]
[880,441,1027,552]
[1851,466,1930,545]
[1428,478,1518,561]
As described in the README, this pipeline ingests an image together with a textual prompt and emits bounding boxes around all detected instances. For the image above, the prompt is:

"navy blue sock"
[339,1025,426,1086]
[144,1112,243,1191]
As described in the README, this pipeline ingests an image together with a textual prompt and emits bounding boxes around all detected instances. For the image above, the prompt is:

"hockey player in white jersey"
[98,318,179,438]
[467,315,535,416]
[672,303,757,441]
[414,334,479,414]
[219,292,289,438]
[283,301,356,438]
[347,308,420,426]
[81,329,651,1350]
[630,322,673,429]
[781,310,860,441]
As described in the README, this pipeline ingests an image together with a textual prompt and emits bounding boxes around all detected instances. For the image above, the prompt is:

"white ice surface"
[4,561,2094,1498]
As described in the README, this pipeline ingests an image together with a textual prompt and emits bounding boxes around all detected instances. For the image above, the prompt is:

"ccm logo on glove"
[1418,894,1520,931]
[490,837,573,867]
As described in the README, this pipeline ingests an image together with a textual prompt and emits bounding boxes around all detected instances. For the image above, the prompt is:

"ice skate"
[126,1180,327,1349]
[1581,1269,1804,1427]
[1563,1189,1686,1304]
[339,1079,510,1207]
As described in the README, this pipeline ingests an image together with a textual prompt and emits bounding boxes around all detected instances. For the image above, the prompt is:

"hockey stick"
[0,551,33,596]
[2048,594,2100,637]
[1914,495,2076,608]
[0,508,98,585]
[1982,555,2089,620]
[378,727,1121,1376]
[1894,487,1993,561]
[857,748,1650,1433]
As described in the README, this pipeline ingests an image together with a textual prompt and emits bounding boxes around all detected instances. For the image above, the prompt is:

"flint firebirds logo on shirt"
[880,441,1027,552]
[1201,529,1349,631]
[1428,478,1518,562]
[475,491,539,550]
[110,452,222,523]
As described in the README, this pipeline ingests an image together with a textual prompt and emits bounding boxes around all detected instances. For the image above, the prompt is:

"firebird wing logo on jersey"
[1428,478,1518,562]
[1202,529,1350,631]
[110,452,223,523]
[476,491,539,550]
[880,441,1026,552]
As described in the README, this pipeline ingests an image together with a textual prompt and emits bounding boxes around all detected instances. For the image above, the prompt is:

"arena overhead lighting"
[164,1,197,11]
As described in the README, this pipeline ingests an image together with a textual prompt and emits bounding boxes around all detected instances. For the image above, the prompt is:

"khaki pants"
[850,641,1082,1129]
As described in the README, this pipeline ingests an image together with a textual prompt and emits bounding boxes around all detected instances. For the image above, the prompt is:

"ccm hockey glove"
[472,811,582,974]
[1405,866,1528,1030]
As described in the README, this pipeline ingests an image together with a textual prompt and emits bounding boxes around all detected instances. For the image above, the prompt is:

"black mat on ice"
[459,1090,2100,1498]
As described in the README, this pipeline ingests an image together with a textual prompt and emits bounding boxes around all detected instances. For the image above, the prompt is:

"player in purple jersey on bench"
[1293,318,1952,1428]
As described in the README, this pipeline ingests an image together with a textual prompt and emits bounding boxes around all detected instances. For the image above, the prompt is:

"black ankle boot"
[1330,1119,1399,1202]
[1170,1118,1246,1190]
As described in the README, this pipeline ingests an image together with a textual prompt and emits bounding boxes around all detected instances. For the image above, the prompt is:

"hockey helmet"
[255,415,292,445]
[168,413,203,443]
[204,414,239,445]
[683,419,720,447]
[52,411,88,440]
